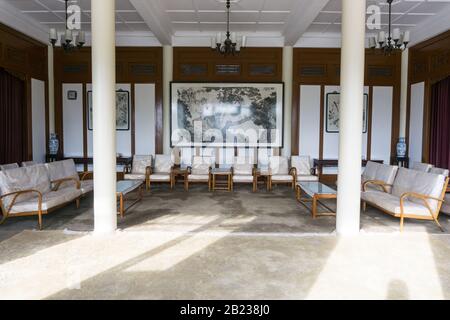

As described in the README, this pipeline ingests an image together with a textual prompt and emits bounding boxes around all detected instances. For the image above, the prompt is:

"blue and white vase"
[396,137,407,158]
[49,133,59,155]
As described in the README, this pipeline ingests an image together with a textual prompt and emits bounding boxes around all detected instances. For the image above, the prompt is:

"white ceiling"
[1,0,450,46]
[309,0,450,34]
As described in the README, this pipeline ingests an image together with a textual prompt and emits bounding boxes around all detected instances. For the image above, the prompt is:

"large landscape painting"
[171,83,284,147]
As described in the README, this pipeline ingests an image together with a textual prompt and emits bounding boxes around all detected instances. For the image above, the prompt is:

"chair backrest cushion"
[132,155,153,174]
[392,168,446,212]
[362,161,398,185]
[22,161,36,167]
[191,156,214,175]
[0,165,51,208]
[412,162,433,173]
[430,167,449,177]
[233,157,253,175]
[154,154,173,173]
[269,156,289,175]
[45,159,79,182]
[0,163,19,171]
[291,156,311,175]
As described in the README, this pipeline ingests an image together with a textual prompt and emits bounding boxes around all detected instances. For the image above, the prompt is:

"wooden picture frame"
[87,90,130,131]
[170,82,284,148]
[326,92,368,133]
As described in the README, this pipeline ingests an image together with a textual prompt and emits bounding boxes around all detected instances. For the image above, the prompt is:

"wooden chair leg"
[362,201,366,212]
[38,212,43,230]
[400,216,404,233]
[432,215,445,232]
[76,198,80,209]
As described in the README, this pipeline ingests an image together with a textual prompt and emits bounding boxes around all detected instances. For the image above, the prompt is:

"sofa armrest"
[289,167,297,177]
[363,180,392,193]
[311,167,318,176]
[80,171,93,181]
[145,166,153,176]
[400,192,444,218]
[187,166,192,174]
[52,177,81,191]
[0,189,43,213]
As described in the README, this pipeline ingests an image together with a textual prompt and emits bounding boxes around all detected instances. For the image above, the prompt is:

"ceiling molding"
[283,0,329,45]
[0,0,49,44]
[129,0,173,45]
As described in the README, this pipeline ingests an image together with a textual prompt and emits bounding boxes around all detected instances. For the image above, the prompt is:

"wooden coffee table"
[296,182,337,219]
[116,180,144,218]
[211,168,232,192]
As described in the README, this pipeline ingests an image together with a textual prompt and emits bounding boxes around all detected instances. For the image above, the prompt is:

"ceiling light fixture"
[49,0,85,52]
[369,0,409,55]
[211,0,246,56]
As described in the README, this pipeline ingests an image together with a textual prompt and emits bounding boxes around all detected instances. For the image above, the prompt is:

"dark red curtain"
[430,76,450,169]
[0,68,26,165]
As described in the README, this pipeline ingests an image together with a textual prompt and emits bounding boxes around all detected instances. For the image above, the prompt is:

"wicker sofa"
[362,167,449,231]
[0,164,82,229]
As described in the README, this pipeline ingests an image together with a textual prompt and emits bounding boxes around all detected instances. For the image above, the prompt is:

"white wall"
[298,85,393,174]
[61,82,156,170]
[31,79,46,163]
[135,84,156,155]
[409,82,425,164]
[299,85,321,162]
[62,84,84,157]
[371,86,393,165]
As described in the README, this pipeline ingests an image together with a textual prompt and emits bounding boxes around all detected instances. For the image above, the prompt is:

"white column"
[399,48,409,137]
[163,45,173,155]
[282,46,293,157]
[92,0,117,234]
[336,0,366,236]
[48,45,55,134]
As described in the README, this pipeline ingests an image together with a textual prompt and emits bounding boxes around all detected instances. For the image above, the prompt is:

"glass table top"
[117,180,143,194]
[297,182,336,195]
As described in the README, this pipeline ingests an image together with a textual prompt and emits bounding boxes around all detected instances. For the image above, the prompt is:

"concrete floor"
[1,184,450,299]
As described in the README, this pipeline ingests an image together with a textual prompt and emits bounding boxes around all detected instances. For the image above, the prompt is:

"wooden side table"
[211,168,232,192]
[171,167,189,191]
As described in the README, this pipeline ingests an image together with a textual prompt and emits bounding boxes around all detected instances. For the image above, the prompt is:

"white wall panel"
[371,86,393,165]
[299,85,321,160]
[62,83,83,157]
[31,79,46,163]
[409,82,425,164]
[135,84,155,155]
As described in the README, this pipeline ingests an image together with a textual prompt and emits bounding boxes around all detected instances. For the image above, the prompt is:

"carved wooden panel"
[299,65,326,77]
[215,64,241,75]
[180,64,208,76]
[129,63,156,76]
[249,64,276,76]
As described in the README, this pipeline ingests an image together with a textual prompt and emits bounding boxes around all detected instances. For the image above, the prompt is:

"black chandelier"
[49,0,85,52]
[369,0,409,55]
[211,0,246,56]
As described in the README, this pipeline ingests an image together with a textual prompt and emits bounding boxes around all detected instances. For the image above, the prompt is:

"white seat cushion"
[188,174,210,181]
[362,161,398,185]
[124,173,145,181]
[430,167,449,177]
[45,159,80,189]
[269,156,289,175]
[271,175,294,182]
[391,168,446,212]
[291,156,311,175]
[411,162,433,173]
[80,180,93,194]
[362,191,433,217]
[297,175,319,182]
[150,174,171,182]
[131,155,152,174]
[154,155,173,174]
[233,175,253,183]
[0,163,19,171]
[0,165,52,208]
[233,156,253,175]
[191,156,214,175]
[9,188,82,214]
